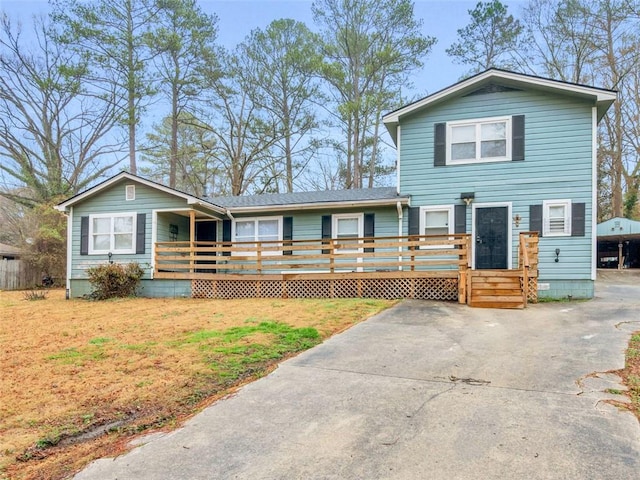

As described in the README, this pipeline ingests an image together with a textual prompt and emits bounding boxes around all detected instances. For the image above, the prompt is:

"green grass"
[180,322,321,384]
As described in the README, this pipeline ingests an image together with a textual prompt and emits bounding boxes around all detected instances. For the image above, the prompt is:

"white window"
[332,213,363,252]
[543,200,571,236]
[232,216,282,255]
[89,213,136,254]
[419,206,454,247]
[447,116,511,164]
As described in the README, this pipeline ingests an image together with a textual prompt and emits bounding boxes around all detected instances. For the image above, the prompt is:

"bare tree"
[0,14,122,207]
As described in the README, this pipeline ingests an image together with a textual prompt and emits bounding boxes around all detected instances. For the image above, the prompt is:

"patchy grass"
[0,289,394,480]
[618,332,640,422]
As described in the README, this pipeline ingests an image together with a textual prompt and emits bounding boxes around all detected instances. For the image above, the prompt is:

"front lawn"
[0,290,394,480]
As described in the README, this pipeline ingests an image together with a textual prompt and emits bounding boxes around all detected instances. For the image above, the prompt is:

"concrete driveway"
[76,277,640,479]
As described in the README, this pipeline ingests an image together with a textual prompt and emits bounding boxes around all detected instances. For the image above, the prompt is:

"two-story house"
[56,69,615,305]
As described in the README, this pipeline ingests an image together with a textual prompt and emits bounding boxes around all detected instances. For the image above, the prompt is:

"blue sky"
[0,0,527,98]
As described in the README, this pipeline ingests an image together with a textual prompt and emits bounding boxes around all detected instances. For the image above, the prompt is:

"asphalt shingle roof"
[207,187,407,209]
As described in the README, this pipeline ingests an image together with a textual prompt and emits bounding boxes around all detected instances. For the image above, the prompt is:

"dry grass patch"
[0,289,394,480]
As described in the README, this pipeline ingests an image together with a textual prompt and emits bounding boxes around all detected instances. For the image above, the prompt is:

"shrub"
[86,262,144,300]
[23,289,49,301]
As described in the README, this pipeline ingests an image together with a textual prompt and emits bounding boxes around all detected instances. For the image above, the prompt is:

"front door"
[475,207,508,269]
[195,220,217,273]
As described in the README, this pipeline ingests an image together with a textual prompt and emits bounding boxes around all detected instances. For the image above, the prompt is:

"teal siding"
[70,278,192,298]
[399,88,595,291]
[70,180,197,297]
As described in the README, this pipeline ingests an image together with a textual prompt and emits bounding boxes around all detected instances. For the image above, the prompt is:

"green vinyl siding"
[70,180,200,291]
[399,88,595,287]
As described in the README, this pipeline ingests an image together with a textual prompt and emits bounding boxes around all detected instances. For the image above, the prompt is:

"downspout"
[66,207,72,299]
[397,201,403,271]
[226,209,235,221]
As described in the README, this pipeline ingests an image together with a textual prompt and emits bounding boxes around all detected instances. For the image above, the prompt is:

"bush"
[86,262,144,300]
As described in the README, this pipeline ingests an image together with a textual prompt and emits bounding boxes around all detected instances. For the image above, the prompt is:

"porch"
[154,232,539,308]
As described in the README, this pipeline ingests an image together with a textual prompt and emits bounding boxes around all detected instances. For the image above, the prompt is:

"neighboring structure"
[0,243,21,260]
[56,69,615,303]
[597,217,640,269]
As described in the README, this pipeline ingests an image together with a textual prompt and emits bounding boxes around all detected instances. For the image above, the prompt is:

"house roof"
[597,217,640,238]
[207,187,409,213]
[0,242,21,257]
[55,172,410,216]
[55,172,227,215]
[383,68,617,144]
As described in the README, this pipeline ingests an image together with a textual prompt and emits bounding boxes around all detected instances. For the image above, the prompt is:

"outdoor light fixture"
[555,248,560,263]
[108,252,113,264]
[513,214,522,227]
[460,192,475,206]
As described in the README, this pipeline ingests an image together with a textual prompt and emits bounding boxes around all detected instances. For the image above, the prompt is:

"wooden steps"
[469,270,525,309]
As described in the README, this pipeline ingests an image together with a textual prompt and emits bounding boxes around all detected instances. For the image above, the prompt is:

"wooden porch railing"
[155,234,471,277]
[153,233,537,305]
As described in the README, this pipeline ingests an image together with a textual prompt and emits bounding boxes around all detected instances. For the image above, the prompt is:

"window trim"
[446,115,512,165]
[231,216,283,256]
[543,199,572,237]
[88,212,137,255]
[419,205,454,249]
[332,213,364,253]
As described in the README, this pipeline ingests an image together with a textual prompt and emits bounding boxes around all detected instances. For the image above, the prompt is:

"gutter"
[226,197,411,214]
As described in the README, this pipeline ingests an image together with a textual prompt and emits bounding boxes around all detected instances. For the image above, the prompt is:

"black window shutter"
[530,204,543,236]
[136,213,146,254]
[283,216,293,255]
[408,207,420,235]
[364,213,375,253]
[572,202,585,237]
[512,115,525,161]
[222,219,232,256]
[80,216,89,255]
[434,123,446,167]
[454,205,467,234]
[321,215,332,254]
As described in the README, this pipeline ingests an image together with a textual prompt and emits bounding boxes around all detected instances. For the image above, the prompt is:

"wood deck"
[154,233,539,307]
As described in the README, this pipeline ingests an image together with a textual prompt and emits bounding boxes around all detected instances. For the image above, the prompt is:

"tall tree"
[52,0,158,174]
[141,112,221,197]
[147,0,219,188]
[0,14,121,207]
[237,19,323,193]
[446,0,523,73]
[200,50,281,196]
[313,0,435,189]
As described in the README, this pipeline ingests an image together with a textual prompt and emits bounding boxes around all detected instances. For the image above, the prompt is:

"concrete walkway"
[76,278,640,479]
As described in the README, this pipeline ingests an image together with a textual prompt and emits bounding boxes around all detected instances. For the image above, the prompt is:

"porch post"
[190,210,196,273]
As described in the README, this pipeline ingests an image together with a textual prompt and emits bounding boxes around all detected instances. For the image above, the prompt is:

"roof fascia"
[383,70,617,143]
[227,197,411,214]
[55,172,226,215]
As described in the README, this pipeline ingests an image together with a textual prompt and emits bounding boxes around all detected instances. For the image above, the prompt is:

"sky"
[0,0,528,99]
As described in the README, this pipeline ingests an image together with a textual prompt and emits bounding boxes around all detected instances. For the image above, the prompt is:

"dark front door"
[195,220,217,273]
[475,207,508,269]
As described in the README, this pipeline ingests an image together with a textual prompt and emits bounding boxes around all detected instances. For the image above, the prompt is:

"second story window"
[447,116,511,164]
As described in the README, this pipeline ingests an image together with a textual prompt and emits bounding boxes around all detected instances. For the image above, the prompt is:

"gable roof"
[55,172,227,214]
[207,187,408,213]
[597,217,640,238]
[383,68,617,144]
[55,172,409,215]
[0,242,21,257]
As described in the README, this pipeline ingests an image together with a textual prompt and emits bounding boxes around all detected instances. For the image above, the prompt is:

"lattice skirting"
[191,277,458,301]
[520,276,538,303]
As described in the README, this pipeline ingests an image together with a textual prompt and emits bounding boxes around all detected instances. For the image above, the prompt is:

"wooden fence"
[0,259,41,290]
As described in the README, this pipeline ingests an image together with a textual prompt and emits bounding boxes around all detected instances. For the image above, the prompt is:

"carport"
[597,217,640,269]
